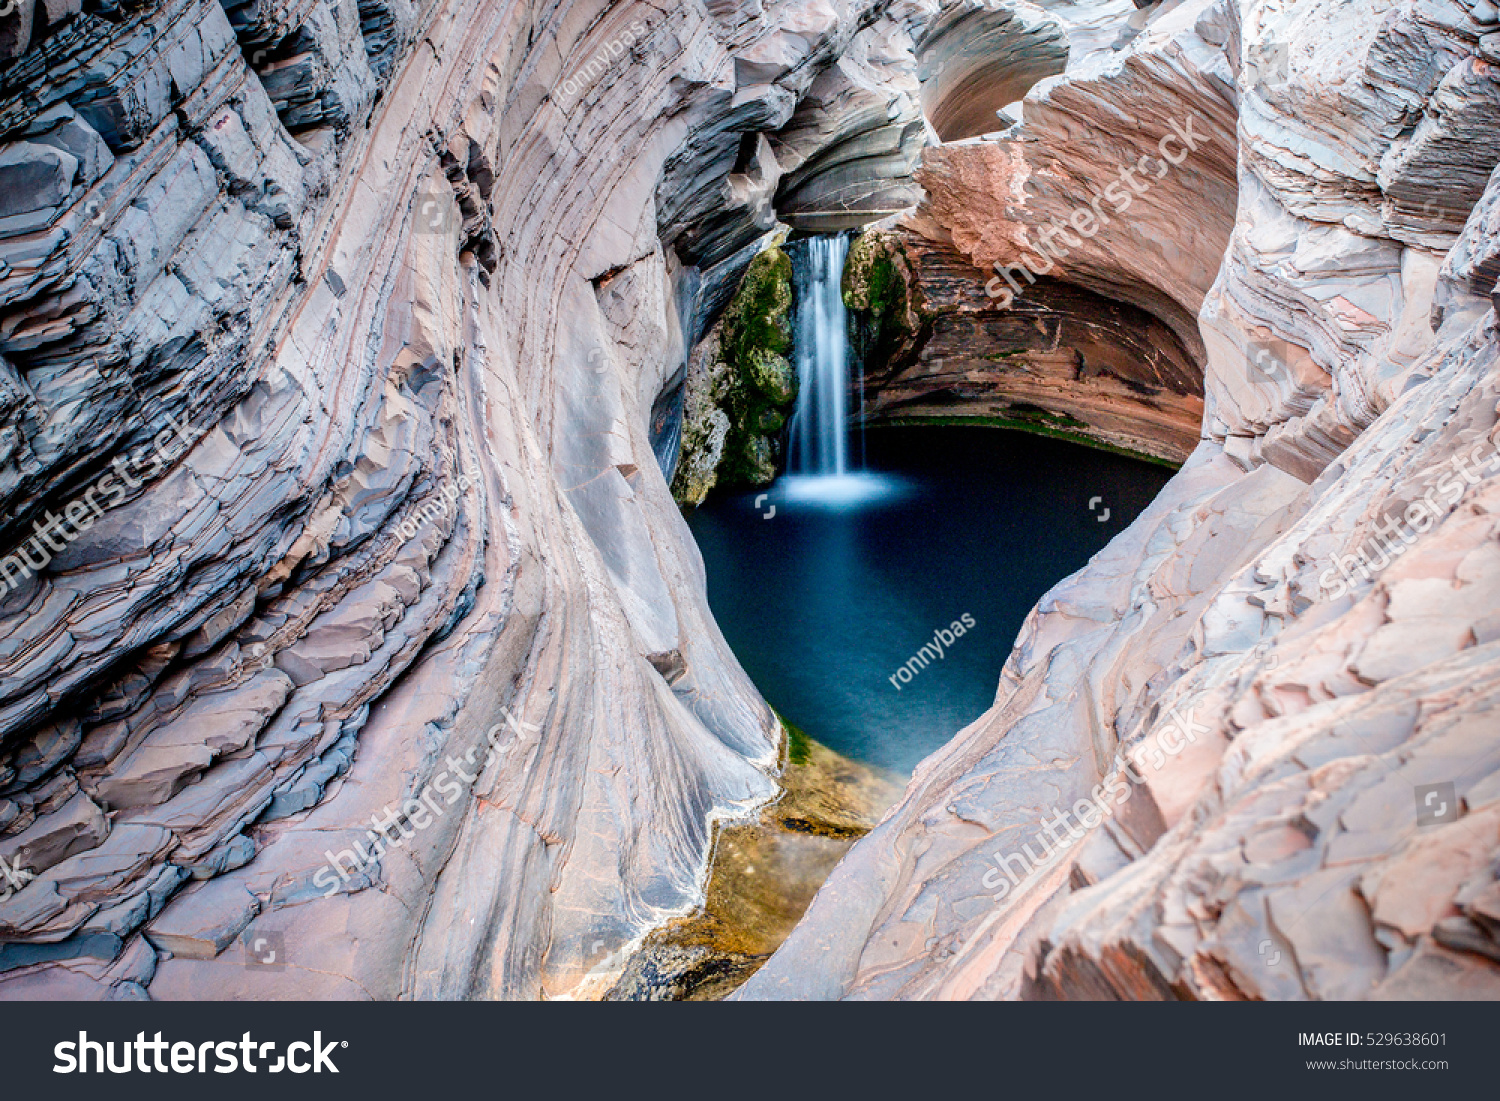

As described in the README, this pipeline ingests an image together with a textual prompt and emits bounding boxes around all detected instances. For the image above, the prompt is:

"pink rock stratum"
[0,0,1496,1001]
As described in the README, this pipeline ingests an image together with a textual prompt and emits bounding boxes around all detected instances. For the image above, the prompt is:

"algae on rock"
[671,246,799,506]
[842,228,929,378]
[601,720,903,1001]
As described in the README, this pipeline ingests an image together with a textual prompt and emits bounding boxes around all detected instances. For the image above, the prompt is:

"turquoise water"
[687,427,1173,774]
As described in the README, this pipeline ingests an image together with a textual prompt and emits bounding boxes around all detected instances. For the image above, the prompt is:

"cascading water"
[780,234,891,506]
[789,234,853,478]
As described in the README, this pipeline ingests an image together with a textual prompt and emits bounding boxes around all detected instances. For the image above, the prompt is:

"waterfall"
[789,234,853,478]
[777,233,898,508]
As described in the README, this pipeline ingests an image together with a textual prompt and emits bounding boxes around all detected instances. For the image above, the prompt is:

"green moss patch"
[671,246,801,505]
[870,415,1181,468]
[843,229,930,378]
[601,714,903,1001]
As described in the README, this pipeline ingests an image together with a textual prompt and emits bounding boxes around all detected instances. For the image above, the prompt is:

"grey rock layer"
[0,0,923,998]
[743,0,1500,1000]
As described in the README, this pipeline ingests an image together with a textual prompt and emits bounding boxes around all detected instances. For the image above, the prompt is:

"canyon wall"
[3,0,1496,1004]
[0,0,928,999]
[744,0,1500,999]
[844,225,1207,463]
[849,0,1225,464]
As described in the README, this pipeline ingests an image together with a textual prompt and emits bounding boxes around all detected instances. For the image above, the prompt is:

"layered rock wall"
[744,0,1500,1001]
[5,0,1497,1005]
[0,0,925,999]
[845,225,1205,462]
[843,0,1238,463]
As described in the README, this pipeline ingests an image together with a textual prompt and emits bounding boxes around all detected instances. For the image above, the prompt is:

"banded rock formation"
[846,0,1238,463]
[0,0,929,999]
[2,0,1496,1006]
[844,225,1207,463]
[743,0,1500,1000]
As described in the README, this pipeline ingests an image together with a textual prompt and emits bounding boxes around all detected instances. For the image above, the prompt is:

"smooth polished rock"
[741,0,1500,1002]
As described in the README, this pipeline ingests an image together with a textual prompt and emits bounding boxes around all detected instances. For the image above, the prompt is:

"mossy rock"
[706,247,801,497]
[843,231,899,315]
[742,346,796,405]
[755,407,787,434]
[843,229,929,379]
[722,248,795,372]
[775,710,813,767]
[670,331,735,507]
[723,250,798,478]
[671,404,731,507]
[670,243,803,506]
[722,433,777,485]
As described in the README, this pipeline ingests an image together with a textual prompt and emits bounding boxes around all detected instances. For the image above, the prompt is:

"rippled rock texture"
[847,0,1237,463]
[845,224,1205,463]
[743,0,1500,1000]
[0,0,929,999]
[5,0,1499,1004]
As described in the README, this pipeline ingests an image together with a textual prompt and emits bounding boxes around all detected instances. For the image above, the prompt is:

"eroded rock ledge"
[843,226,1204,463]
[741,0,1500,1001]
[844,0,1240,465]
[0,0,932,999]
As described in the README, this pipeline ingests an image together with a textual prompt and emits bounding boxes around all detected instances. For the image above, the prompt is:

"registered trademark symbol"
[342,1041,349,1047]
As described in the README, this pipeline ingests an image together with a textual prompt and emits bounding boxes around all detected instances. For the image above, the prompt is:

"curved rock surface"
[742,0,1500,1000]
[845,224,1205,463]
[1,0,1497,1005]
[840,0,1238,463]
[0,0,925,999]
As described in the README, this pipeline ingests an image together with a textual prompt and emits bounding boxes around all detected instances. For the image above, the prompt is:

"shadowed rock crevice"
[914,0,1070,141]
[738,0,1500,1003]
[844,226,1204,463]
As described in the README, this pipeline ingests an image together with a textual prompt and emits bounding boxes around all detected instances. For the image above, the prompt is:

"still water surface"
[687,427,1174,773]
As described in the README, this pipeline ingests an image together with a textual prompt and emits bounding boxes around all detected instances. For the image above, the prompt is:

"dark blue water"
[687,427,1174,774]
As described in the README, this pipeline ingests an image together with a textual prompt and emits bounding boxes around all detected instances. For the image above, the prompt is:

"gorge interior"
[1,0,1495,1011]
[687,236,1175,774]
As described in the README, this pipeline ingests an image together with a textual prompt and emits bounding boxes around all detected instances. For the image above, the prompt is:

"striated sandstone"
[1,0,1497,1006]
[845,224,1205,462]
[0,0,927,999]
[743,0,1500,1001]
